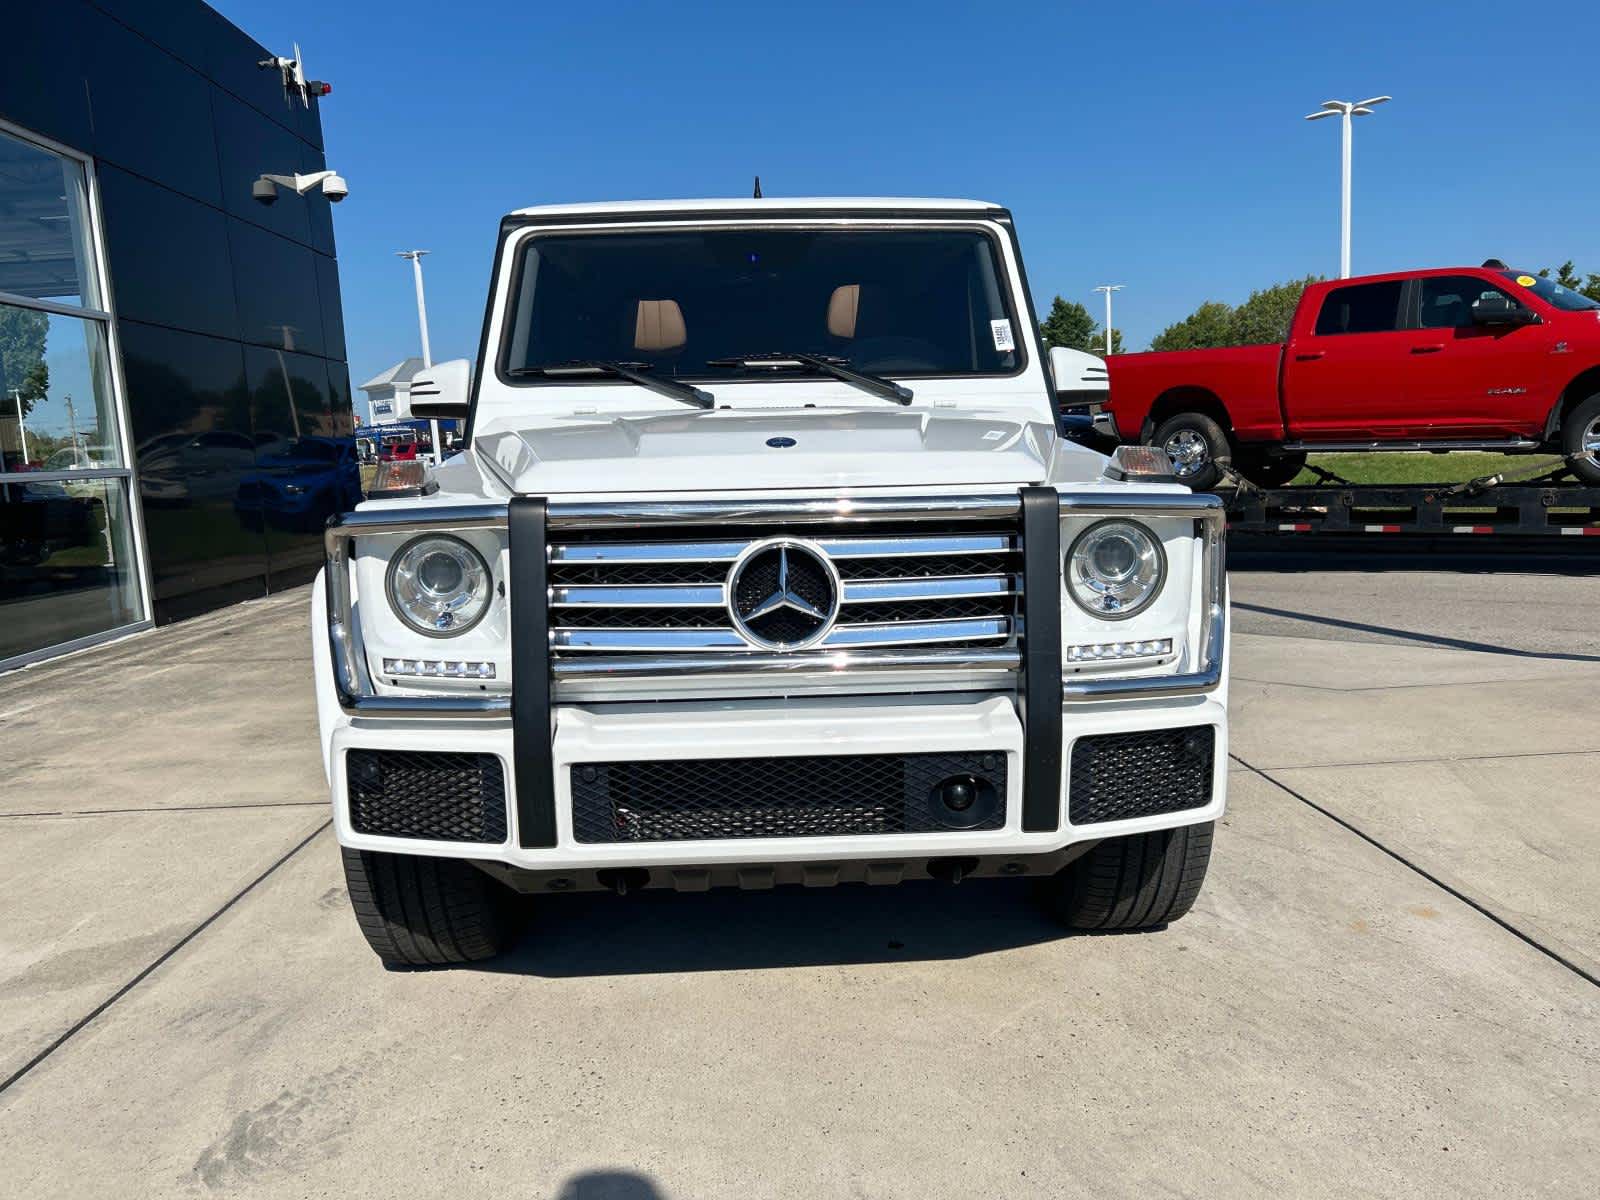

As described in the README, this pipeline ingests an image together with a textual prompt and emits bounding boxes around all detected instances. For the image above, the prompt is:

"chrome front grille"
[546,527,1021,655]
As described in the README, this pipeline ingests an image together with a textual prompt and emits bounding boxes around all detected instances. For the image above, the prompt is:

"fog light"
[938,776,978,811]
[928,773,998,829]
[384,658,496,679]
[1064,638,1173,664]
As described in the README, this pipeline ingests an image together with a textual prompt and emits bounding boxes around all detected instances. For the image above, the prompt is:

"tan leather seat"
[634,299,686,351]
[827,285,860,339]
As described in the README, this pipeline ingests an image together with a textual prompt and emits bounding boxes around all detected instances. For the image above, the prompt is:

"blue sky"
[220,0,1600,387]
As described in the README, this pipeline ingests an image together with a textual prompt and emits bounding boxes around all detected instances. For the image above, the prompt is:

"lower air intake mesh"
[570,752,1007,843]
[346,750,508,843]
[1068,726,1215,825]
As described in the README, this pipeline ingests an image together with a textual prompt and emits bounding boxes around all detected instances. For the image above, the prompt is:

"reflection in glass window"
[0,302,119,471]
[0,127,101,308]
[1313,281,1404,336]
[1419,276,1515,329]
[0,123,145,666]
[0,476,141,660]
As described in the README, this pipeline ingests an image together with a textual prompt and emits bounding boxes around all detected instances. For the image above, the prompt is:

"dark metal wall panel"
[0,2,93,150]
[0,2,354,628]
[83,13,222,206]
[98,166,240,340]
[116,318,269,607]
[227,219,326,357]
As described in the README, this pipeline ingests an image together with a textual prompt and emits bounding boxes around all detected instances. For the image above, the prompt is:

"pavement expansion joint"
[1230,752,1600,991]
[0,819,333,1099]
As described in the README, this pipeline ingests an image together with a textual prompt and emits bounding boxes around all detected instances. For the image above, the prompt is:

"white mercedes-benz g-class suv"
[314,197,1228,967]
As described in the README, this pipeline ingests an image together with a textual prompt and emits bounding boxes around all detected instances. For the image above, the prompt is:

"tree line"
[1040,263,1600,357]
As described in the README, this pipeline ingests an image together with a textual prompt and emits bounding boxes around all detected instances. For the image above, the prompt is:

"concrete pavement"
[1,572,1596,1198]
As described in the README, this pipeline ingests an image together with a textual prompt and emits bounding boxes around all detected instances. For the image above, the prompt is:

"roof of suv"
[506,196,1004,218]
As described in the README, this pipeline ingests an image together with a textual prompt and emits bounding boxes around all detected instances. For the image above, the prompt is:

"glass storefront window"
[0,303,119,471]
[0,121,145,667]
[0,476,141,661]
[0,127,102,310]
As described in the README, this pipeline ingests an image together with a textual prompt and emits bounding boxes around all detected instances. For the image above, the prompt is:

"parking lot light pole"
[1091,285,1124,356]
[1305,96,1391,278]
[10,388,27,465]
[397,250,440,462]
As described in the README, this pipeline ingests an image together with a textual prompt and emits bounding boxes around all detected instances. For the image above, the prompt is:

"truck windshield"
[1502,271,1600,312]
[501,228,1022,382]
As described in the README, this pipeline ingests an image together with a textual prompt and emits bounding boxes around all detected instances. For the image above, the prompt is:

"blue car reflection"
[233,436,361,532]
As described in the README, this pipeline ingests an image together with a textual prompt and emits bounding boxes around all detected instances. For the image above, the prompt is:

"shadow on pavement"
[556,1170,669,1199]
[1229,538,1600,575]
[478,877,1071,978]
[1231,600,1600,663]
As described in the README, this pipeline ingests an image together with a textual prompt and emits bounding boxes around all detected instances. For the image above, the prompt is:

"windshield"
[501,228,1022,382]
[1502,271,1600,312]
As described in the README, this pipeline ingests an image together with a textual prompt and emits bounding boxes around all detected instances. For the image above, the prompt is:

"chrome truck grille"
[545,524,1022,655]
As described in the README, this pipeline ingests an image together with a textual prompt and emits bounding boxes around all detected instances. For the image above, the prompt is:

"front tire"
[1150,413,1231,490]
[1561,394,1600,484]
[341,848,518,967]
[1041,822,1213,931]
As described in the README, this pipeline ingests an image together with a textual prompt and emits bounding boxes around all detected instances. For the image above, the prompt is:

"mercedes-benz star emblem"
[727,538,842,650]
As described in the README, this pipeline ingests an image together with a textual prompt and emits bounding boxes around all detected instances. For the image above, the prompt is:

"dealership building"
[1,1,353,670]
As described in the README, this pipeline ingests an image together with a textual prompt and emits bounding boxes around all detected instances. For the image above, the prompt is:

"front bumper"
[314,487,1228,876]
[323,685,1227,872]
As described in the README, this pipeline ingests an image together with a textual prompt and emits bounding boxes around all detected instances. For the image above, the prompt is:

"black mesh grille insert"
[571,752,1007,843]
[346,750,508,843]
[1068,726,1214,825]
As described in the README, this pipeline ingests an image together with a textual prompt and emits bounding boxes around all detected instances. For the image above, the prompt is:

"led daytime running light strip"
[1064,638,1172,664]
[383,658,497,679]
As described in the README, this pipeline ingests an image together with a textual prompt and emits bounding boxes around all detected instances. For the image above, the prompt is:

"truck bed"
[1105,344,1285,441]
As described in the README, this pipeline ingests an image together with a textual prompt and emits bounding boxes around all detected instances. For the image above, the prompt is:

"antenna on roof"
[1481,258,1508,269]
[753,175,762,199]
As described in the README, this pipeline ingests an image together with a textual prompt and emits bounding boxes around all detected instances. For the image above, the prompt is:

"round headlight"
[386,535,492,636]
[1065,520,1165,619]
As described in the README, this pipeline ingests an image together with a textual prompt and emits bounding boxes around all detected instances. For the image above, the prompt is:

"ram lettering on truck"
[1104,266,1600,489]
[314,197,1229,967]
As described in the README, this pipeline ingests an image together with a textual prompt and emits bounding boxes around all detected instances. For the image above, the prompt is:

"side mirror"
[408,359,472,419]
[1472,295,1539,326]
[1048,345,1110,397]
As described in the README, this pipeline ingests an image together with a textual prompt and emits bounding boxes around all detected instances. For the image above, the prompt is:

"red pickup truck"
[1104,265,1600,488]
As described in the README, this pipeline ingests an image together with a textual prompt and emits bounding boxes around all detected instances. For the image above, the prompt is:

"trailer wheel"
[1236,450,1307,489]
[1562,394,1600,484]
[1150,413,1230,490]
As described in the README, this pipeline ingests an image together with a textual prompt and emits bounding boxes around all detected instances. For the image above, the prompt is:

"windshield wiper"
[704,352,913,405]
[507,360,714,409]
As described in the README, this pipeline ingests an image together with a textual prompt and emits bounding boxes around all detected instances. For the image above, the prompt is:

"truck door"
[1405,274,1558,437]
[1283,279,1409,438]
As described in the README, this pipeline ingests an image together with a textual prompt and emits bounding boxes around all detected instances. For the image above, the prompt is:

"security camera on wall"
[253,170,349,205]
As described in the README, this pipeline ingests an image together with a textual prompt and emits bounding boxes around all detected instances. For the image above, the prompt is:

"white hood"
[474,408,1102,495]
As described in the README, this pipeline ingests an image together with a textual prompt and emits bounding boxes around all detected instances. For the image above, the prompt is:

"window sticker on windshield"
[1516,275,1537,287]
[982,429,1006,441]
[990,319,1015,352]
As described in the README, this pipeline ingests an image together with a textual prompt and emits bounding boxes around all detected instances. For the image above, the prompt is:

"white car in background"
[42,446,115,498]
[313,197,1229,967]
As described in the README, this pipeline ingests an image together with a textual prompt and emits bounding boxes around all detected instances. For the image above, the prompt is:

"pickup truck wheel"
[341,848,518,967]
[1236,450,1307,489]
[1151,413,1230,490]
[1562,395,1600,484]
[1041,822,1213,931]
